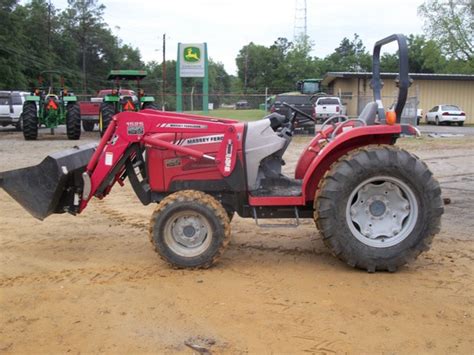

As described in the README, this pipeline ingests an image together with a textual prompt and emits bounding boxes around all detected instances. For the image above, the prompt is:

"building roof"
[322,72,474,86]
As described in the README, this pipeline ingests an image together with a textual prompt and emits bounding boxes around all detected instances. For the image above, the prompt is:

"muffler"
[0,143,96,220]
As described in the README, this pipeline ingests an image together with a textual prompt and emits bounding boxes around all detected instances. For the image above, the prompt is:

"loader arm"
[79,110,240,213]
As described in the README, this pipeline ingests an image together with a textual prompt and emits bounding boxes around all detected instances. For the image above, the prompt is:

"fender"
[301,124,401,202]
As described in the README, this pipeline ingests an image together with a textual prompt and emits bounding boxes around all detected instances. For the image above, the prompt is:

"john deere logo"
[184,47,200,62]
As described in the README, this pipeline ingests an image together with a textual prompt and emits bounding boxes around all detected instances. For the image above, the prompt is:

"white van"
[0,91,28,130]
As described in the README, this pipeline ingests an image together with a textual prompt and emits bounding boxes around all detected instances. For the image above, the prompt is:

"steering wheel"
[282,102,316,125]
[319,114,349,133]
[310,92,328,103]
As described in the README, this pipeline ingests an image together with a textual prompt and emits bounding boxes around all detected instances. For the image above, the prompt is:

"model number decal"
[224,139,233,173]
[165,158,182,168]
[126,122,144,135]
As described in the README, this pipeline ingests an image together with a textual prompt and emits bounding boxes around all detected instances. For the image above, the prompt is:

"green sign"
[176,42,209,113]
[179,43,205,78]
[183,47,201,62]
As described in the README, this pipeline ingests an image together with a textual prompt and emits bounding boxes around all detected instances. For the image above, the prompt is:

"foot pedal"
[251,207,300,228]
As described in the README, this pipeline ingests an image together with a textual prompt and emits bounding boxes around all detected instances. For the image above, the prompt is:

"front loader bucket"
[0,143,96,220]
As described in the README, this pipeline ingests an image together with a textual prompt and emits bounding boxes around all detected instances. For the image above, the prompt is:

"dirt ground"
[0,128,473,354]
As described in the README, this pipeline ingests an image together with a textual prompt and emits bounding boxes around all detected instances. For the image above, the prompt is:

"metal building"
[322,72,474,124]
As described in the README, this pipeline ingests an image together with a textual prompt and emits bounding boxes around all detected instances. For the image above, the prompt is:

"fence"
[75,91,418,124]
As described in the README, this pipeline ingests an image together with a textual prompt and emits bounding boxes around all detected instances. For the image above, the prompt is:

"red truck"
[79,89,137,131]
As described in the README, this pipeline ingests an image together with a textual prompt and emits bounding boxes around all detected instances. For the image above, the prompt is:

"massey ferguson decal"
[126,122,144,135]
[159,123,208,129]
[224,139,233,173]
[179,134,224,146]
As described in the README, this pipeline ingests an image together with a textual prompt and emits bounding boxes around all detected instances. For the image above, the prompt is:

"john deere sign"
[184,46,200,62]
[176,42,209,113]
[179,43,206,77]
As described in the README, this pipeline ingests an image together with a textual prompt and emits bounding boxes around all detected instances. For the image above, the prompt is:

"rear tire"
[458,122,464,127]
[149,190,231,269]
[82,120,95,132]
[66,103,81,140]
[142,102,159,110]
[314,145,443,272]
[435,116,440,126]
[99,102,116,137]
[22,101,38,140]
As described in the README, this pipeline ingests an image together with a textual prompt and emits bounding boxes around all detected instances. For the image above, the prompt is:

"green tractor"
[21,71,81,140]
[99,70,158,135]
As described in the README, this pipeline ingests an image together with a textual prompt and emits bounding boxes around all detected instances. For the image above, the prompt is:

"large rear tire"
[66,103,81,140]
[99,102,116,137]
[314,145,443,272]
[149,190,231,269]
[22,101,38,140]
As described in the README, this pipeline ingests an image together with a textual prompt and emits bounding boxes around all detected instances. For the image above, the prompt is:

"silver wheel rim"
[164,211,212,257]
[345,176,418,248]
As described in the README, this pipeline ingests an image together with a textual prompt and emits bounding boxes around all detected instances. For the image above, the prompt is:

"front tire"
[149,190,231,269]
[314,145,443,272]
[99,102,116,136]
[66,103,81,140]
[82,120,95,132]
[142,102,159,110]
[22,101,38,140]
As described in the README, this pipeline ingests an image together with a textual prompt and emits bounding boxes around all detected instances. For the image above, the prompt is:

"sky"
[50,0,426,75]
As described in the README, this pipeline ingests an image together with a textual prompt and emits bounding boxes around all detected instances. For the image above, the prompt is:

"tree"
[323,34,371,72]
[0,0,28,88]
[418,0,473,61]
[62,0,106,92]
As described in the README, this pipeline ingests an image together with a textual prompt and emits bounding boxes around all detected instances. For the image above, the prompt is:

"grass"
[186,109,267,121]
[397,135,474,150]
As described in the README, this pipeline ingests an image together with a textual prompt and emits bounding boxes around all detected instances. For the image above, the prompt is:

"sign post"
[176,42,208,113]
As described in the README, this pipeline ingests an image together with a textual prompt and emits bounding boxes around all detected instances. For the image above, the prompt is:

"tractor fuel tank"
[0,143,96,220]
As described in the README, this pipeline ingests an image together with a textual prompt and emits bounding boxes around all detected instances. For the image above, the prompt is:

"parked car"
[270,94,315,133]
[235,100,251,110]
[314,96,346,123]
[0,91,28,130]
[79,89,137,131]
[425,105,466,126]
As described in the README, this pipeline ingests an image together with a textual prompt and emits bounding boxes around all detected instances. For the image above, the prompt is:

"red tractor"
[0,35,443,272]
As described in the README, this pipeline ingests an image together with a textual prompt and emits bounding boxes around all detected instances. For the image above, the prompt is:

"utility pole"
[162,33,166,110]
[244,49,248,93]
[47,0,51,50]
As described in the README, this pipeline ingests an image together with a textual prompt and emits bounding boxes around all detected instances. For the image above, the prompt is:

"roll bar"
[371,34,410,124]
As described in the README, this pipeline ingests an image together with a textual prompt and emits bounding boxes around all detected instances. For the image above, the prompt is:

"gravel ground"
[0,126,473,353]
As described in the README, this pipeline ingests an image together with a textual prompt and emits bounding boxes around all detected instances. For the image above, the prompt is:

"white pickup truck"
[314,96,346,123]
[0,91,28,130]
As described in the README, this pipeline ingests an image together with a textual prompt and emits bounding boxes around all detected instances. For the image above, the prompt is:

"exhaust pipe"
[0,143,96,220]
